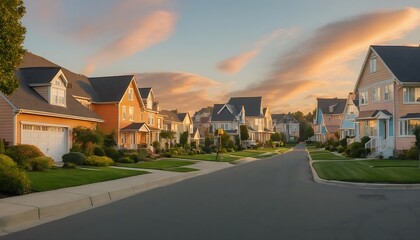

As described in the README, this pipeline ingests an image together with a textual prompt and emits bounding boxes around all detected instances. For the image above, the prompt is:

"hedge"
[84,156,114,166]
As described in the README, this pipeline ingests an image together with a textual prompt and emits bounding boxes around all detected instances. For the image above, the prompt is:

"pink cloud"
[232,8,420,113]
[218,29,296,74]
[83,10,176,74]
[135,72,225,112]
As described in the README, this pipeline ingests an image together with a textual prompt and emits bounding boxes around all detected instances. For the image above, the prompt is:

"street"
[3,143,420,240]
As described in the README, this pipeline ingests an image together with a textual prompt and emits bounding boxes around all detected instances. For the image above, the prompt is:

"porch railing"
[380,136,394,151]
[365,137,378,153]
[365,136,394,155]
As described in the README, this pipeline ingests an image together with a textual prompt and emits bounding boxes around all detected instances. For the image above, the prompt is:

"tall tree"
[0,0,26,95]
[160,130,175,148]
[240,125,249,141]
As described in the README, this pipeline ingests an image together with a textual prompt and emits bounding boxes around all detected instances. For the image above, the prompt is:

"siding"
[358,52,393,89]
[91,104,119,134]
[0,97,15,145]
[32,86,49,101]
[395,87,418,150]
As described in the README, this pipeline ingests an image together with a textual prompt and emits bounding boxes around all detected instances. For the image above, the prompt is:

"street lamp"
[216,128,224,161]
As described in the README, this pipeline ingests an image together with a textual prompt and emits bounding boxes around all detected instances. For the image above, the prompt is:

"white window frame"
[129,107,134,121]
[128,88,134,101]
[399,119,420,136]
[383,84,393,101]
[372,87,380,102]
[369,57,377,73]
[122,106,126,120]
[360,90,368,105]
[403,87,420,104]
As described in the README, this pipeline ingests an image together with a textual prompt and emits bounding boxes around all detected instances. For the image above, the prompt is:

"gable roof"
[177,113,187,122]
[210,104,236,121]
[139,87,152,99]
[228,97,262,117]
[89,75,134,102]
[272,114,286,122]
[5,53,103,122]
[371,45,420,84]
[272,113,298,124]
[317,98,346,115]
[161,110,181,122]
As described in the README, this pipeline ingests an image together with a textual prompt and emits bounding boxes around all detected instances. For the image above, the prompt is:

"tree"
[413,126,420,165]
[180,131,189,146]
[73,127,101,155]
[240,125,249,141]
[221,132,231,148]
[160,130,175,148]
[270,133,281,142]
[0,0,26,95]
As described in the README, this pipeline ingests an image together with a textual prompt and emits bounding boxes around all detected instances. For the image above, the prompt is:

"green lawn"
[313,160,420,183]
[117,159,198,172]
[310,151,352,160]
[174,154,240,162]
[29,167,148,192]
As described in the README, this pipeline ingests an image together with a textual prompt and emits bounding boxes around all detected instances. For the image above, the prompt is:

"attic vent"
[329,105,334,113]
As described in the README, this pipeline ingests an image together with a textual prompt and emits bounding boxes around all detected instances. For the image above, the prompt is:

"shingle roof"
[161,110,181,122]
[139,87,151,99]
[228,97,262,116]
[210,104,236,121]
[272,113,298,124]
[372,45,420,83]
[18,67,61,85]
[177,113,187,122]
[121,122,148,131]
[317,98,346,115]
[89,75,134,102]
[356,110,392,120]
[400,113,420,119]
[272,114,286,123]
[7,53,102,121]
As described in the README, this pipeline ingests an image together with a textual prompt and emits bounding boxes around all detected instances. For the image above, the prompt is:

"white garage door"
[21,124,68,162]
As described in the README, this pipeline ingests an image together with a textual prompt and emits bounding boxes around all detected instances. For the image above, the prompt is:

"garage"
[21,124,68,162]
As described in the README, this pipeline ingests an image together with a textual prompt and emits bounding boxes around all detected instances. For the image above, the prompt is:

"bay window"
[403,87,420,103]
[400,119,420,136]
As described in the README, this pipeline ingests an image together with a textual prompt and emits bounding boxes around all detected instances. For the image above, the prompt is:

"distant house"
[272,113,300,142]
[339,92,359,144]
[193,107,213,142]
[313,98,346,142]
[139,87,163,145]
[0,53,103,161]
[210,97,272,143]
[160,110,193,146]
[353,45,420,157]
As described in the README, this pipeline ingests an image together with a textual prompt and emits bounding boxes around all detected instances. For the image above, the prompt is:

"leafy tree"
[221,132,231,148]
[270,133,281,142]
[240,125,249,141]
[205,136,212,147]
[160,130,175,148]
[0,0,26,95]
[180,131,189,146]
[103,130,117,148]
[413,126,420,162]
[73,127,101,155]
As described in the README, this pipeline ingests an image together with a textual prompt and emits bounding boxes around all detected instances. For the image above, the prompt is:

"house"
[272,113,300,142]
[138,87,163,146]
[354,45,420,157]
[88,75,151,150]
[0,53,103,161]
[193,107,213,142]
[313,98,346,142]
[210,97,272,143]
[159,110,193,147]
[339,92,359,144]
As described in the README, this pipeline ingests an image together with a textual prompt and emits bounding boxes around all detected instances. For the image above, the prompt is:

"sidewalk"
[0,161,233,235]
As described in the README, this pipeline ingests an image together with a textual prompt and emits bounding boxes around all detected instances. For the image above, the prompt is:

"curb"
[0,169,210,234]
[306,148,420,189]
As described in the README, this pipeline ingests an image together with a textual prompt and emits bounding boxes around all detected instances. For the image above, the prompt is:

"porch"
[120,122,150,150]
[356,110,394,158]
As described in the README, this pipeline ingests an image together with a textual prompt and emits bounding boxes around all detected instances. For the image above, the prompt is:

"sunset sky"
[22,0,420,114]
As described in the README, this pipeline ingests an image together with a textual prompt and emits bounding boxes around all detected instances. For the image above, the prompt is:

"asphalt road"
[3,143,420,240]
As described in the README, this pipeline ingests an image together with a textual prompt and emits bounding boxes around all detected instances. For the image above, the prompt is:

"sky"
[22,0,420,114]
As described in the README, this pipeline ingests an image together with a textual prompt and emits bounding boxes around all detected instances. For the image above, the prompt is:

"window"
[129,107,134,121]
[128,88,134,101]
[403,87,420,103]
[400,119,420,136]
[121,133,126,144]
[360,90,368,105]
[369,57,377,73]
[372,87,380,102]
[157,119,162,129]
[148,114,154,125]
[51,87,65,106]
[346,104,355,114]
[122,106,126,120]
[383,84,393,101]
[220,123,229,130]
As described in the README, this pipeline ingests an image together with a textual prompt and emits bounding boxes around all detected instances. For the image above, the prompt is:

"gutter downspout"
[394,79,403,157]
[13,110,22,145]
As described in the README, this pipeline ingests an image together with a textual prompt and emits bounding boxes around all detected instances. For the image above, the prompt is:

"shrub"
[188,151,194,155]
[84,156,114,166]
[163,152,172,158]
[324,145,330,151]
[0,154,16,169]
[128,153,141,163]
[93,146,106,156]
[0,164,31,195]
[63,162,77,169]
[29,156,54,171]
[203,146,212,154]
[116,157,134,164]
[105,148,119,161]
[337,146,345,153]
[220,148,227,153]
[226,148,234,152]
[407,147,419,160]
[138,149,149,162]
[69,144,82,153]
[361,136,371,145]
[62,152,86,165]
[6,144,44,169]
[329,146,337,152]
[339,138,348,148]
